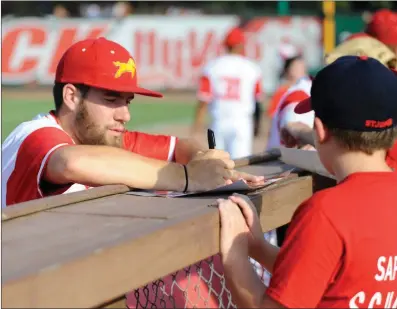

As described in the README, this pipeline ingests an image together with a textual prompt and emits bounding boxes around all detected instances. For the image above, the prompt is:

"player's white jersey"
[266,77,314,150]
[1,112,88,209]
[197,54,263,121]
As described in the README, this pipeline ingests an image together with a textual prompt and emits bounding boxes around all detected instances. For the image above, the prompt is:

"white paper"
[280,146,335,179]
[126,172,291,198]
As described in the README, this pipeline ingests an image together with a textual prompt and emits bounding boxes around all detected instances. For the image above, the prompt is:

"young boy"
[217,55,397,308]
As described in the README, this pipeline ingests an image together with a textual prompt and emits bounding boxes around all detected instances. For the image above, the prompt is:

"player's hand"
[281,121,314,148]
[299,144,316,151]
[191,149,230,161]
[227,171,265,186]
[192,150,265,184]
[186,150,235,191]
[218,194,263,264]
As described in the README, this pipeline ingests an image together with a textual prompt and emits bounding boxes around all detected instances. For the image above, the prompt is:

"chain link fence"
[126,230,278,309]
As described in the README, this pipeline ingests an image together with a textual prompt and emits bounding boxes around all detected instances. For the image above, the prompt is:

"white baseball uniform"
[2,111,177,208]
[197,54,263,159]
[266,77,314,151]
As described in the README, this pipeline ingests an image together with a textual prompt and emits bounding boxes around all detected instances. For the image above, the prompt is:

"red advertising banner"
[2,16,322,92]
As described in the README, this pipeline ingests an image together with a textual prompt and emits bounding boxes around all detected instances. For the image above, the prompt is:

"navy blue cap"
[295,55,397,131]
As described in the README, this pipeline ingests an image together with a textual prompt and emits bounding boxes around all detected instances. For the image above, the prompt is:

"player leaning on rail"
[218,56,397,308]
[1,37,264,208]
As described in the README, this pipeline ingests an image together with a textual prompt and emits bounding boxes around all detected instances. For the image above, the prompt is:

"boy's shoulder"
[298,172,397,220]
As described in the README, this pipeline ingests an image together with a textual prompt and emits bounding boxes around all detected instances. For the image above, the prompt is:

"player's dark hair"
[52,82,90,113]
[329,127,397,155]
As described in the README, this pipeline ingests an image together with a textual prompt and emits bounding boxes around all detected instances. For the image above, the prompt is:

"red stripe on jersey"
[123,131,177,161]
[6,127,73,206]
[197,76,212,102]
[255,78,263,101]
[277,90,310,131]
[278,90,310,114]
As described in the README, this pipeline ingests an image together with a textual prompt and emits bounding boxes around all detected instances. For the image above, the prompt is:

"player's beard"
[74,102,123,148]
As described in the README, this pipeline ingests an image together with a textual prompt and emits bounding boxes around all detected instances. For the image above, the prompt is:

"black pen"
[207,129,216,149]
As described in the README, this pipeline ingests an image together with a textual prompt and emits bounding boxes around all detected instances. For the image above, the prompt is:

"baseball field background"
[2,87,272,153]
[1,2,373,153]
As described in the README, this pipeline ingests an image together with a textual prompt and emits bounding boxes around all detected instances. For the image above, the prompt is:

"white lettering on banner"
[109,16,238,89]
[2,16,322,93]
[2,18,111,84]
[349,256,397,309]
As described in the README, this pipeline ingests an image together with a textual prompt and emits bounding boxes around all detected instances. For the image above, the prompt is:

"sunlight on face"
[73,88,134,147]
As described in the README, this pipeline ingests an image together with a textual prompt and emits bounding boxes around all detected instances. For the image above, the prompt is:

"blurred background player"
[266,45,308,119]
[191,27,264,159]
[265,75,313,151]
[282,8,397,153]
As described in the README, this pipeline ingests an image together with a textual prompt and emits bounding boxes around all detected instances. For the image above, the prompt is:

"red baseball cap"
[55,37,162,97]
[345,32,371,41]
[224,27,245,47]
[366,9,397,46]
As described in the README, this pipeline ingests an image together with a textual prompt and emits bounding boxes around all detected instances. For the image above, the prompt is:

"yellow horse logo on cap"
[113,58,136,78]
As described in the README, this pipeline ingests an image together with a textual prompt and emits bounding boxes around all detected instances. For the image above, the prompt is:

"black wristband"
[183,165,188,193]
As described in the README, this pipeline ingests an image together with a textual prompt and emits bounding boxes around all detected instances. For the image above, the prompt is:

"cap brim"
[99,84,163,98]
[131,86,163,98]
[294,97,313,114]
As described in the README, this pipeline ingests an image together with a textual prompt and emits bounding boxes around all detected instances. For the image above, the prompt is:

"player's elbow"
[45,146,81,184]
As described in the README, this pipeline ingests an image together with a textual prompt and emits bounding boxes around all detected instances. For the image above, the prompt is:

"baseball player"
[218,55,397,308]
[267,46,307,119]
[281,8,397,153]
[265,76,314,151]
[1,37,264,208]
[191,27,264,159]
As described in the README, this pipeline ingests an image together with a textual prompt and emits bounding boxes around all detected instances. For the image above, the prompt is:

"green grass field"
[2,94,196,142]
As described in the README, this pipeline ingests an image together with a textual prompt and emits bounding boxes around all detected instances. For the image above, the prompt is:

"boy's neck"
[331,149,393,183]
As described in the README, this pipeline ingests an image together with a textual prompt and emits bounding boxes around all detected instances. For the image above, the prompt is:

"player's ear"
[62,83,81,112]
[313,117,329,144]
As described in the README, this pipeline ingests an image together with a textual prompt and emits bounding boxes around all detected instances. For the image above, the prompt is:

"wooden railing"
[2,151,336,308]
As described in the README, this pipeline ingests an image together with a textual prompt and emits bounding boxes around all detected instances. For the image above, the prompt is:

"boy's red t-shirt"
[266,172,397,308]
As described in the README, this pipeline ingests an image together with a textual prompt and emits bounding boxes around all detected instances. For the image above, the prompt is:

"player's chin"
[104,132,123,147]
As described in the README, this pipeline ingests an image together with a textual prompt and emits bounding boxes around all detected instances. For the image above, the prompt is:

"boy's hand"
[218,194,264,264]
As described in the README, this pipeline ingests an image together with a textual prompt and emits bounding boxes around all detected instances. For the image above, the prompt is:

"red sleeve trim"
[123,131,177,161]
[197,76,212,102]
[255,78,264,101]
[278,90,309,114]
[6,127,73,206]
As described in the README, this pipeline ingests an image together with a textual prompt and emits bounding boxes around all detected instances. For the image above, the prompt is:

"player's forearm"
[249,239,280,274]
[45,145,185,191]
[174,138,206,165]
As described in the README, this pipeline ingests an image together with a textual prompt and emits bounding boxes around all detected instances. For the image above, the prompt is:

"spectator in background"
[53,4,70,18]
[267,46,307,119]
[112,2,133,19]
[365,9,397,56]
[82,3,102,18]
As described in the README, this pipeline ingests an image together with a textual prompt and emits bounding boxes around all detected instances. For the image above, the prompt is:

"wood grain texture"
[2,159,314,308]
[2,184,130,222]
